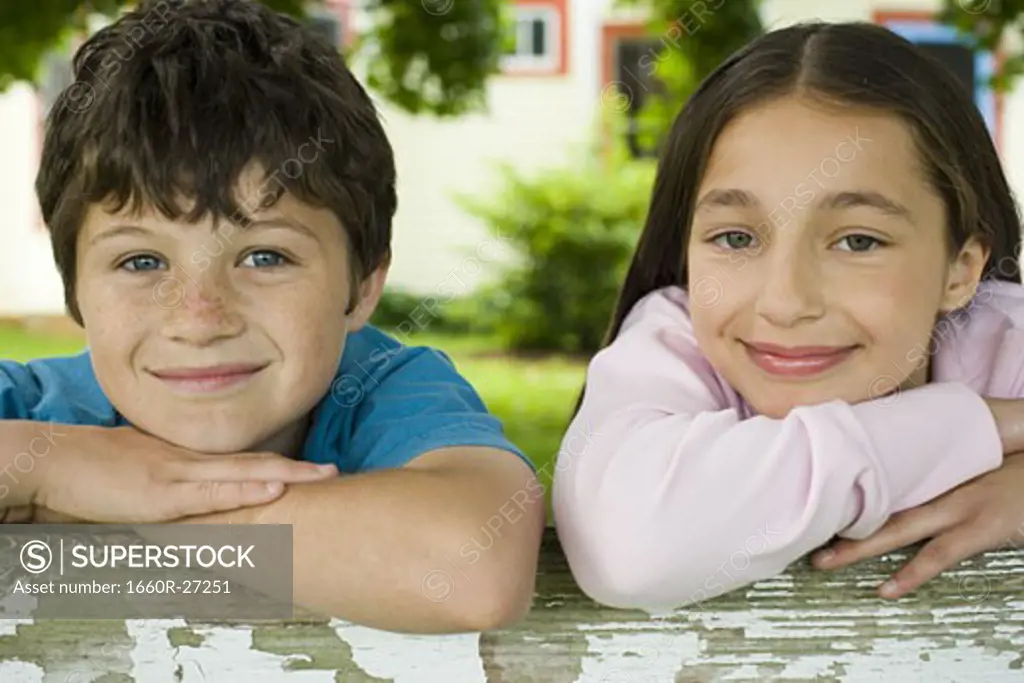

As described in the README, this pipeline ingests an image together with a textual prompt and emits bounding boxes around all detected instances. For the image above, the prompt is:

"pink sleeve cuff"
[846,382,1002,533]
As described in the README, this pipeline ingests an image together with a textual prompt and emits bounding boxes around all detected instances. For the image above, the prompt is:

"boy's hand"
[0,505,82,524]
[811,452,1024,599]
[33,425,337,523]
[0,505,37,523]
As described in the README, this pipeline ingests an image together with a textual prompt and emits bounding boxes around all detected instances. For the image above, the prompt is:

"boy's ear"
[939,235,990,312]
[345,260,390,332]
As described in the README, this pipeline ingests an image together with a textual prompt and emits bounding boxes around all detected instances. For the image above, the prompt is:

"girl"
[552,21,1024,612]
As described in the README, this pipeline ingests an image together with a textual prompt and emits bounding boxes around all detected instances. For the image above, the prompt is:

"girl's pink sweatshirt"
[553,279,1024,612]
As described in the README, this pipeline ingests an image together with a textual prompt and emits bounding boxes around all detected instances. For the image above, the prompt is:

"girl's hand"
[33,425,338,524]
[811,452,1024,598]
[985,398,1024,455]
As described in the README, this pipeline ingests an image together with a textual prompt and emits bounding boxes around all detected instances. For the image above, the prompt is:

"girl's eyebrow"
[694,189,759,212]
[820,190,914,222]
[694,188,914,224]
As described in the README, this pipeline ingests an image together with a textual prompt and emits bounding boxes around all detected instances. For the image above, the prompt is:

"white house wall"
[1,0,1022,316]
[373,0,607,294]
[0,84,65,317]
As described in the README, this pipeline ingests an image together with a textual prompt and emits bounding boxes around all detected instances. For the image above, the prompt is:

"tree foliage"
[611,0,764,149]
[942,0,1024,91]
[0,0,506,117]
[608,0,1024,144]
[360,0,506,116]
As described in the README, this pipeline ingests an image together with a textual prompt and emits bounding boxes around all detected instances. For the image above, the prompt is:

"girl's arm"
[985,398,1024,454]
[552,289,1003,612]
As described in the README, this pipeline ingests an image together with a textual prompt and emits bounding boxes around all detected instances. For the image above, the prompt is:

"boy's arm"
[0,420,335,524]
[0,420,56,508]
[1,357,334,522]
[176,445,545,633]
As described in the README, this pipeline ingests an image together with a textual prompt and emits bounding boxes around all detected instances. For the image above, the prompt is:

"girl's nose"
[754,253,825,328]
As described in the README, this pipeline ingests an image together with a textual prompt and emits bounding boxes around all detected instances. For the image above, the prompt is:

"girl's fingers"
[171,456,337,483]
[814,503,955,570]
[879,525,986,599]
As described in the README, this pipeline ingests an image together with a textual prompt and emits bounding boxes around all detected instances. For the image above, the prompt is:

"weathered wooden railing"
[2,527,1023,682]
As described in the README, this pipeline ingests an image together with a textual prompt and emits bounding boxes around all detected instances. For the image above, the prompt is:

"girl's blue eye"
[120,254,165,272]
[241,250,289,268]
[836,234,882,252]
[712,231,757,250]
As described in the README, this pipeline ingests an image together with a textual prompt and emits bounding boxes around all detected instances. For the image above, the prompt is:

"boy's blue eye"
[240,250,290,268]
[712,231,757,250]
[120,254,165,272]
[836,234,882,252]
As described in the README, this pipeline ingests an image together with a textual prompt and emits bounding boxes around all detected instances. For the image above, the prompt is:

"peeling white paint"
[0,617,33,637]
[331,619,486,682]
[126,618,189,683]
[0,591,37,622]
[835,636,1021,682]
[575,627,699,683]
[0,660,43,683]
[3,551,1024,681]
[157,625,336,681]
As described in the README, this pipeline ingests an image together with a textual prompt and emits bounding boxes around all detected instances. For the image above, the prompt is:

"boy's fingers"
[879,526,983,599]
[170,480,286,517]
[216,451,295,461]
[171,457,336,483]
[814,504,953,570]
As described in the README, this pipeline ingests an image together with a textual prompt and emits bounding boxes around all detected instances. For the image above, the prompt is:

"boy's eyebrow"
[89,218,322,245]
[244,217,321,242]
[89,224,154,246]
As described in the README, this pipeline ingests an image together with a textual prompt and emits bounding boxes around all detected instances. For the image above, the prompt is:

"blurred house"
[1,0,1022,322]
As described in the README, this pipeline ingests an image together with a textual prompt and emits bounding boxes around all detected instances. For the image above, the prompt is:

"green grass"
[0,324,586,512]
[365,330,587,509]
[0,323,86,362]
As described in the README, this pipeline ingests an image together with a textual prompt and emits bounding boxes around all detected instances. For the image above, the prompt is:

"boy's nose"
[158,274,245,346]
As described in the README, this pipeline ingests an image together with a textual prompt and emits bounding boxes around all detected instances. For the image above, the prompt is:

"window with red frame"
[502,2,566,75]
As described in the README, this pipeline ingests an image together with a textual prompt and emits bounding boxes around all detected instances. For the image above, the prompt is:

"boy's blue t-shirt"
[0,325,533,474]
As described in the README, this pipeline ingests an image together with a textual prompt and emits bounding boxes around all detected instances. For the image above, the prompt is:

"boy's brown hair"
[36,0,397,324]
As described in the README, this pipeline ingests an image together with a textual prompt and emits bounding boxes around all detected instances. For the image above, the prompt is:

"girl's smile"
[741,341,861,379]
[686,95,988,418]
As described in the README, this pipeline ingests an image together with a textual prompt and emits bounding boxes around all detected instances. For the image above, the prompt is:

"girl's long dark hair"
[575,21,1022,414]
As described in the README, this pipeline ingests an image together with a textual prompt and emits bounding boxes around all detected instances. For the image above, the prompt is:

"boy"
[0,0,544,633]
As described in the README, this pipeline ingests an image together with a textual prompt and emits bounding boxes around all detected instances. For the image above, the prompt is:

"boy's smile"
[73,164,383,456]
[146,361,271,395]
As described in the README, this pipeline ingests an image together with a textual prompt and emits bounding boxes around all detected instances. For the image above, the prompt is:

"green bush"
[371,290,424,330]
[371,288,482,335]
[459,156,655,354]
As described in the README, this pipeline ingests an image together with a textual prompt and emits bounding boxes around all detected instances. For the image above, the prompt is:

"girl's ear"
[939,235,990,313]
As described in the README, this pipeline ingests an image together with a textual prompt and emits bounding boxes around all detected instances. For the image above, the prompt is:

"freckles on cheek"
[282,301,348,363]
